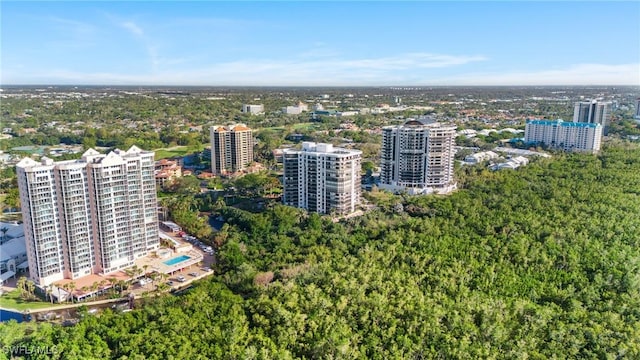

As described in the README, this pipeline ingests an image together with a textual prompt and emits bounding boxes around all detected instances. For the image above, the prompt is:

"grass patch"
[259,122,318,132]
[0,289,62,311]
[291,122,317,131]
[154,144,206,160]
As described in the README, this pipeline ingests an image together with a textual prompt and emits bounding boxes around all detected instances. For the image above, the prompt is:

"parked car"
[188,272,199,277]
[176,276,186,282]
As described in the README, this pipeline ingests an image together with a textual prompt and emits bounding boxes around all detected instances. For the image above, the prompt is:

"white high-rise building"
[380,118,457,195]
[525,119,602,153]
[16,146,159,286]
[634,98,640,119]
[283,142,361,215]
[210,124,254,175]
[573,100,611,131]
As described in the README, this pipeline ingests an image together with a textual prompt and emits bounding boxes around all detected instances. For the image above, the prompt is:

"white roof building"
[0,221,24,240]
[465,151,499,164]
[0,222,27,273]
[491,156,530,171]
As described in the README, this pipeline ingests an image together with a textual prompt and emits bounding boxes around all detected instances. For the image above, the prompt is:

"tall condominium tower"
[635,98,640,119]
[525,119,602,154]
[210,124,254,175]
[283,142,361,215]
[380,118,457,195]
[573,100,611,131]
[16,146,159,286]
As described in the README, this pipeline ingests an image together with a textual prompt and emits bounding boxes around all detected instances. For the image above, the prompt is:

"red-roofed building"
[155,159,182,188]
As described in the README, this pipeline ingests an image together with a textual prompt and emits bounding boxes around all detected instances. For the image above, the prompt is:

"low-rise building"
[491,156,529,171]
[242,104,264,114]
[155,159,182,188]
[465,151,499,164]
[0,222,27,275]
[282,103,308,115]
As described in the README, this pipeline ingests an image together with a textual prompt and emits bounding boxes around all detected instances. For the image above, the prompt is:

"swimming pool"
[163,255,191,266]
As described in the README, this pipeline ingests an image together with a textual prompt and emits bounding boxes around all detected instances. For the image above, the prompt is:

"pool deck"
[135,249,203,275]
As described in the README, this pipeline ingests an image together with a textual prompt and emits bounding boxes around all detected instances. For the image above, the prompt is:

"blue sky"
[2,1,639,86]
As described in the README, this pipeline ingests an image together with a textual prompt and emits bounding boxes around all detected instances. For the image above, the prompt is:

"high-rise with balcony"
[16,146,159,286]
[210,124,254,175]
[380,118,457,195]
[573,100,611,133]
[525,119,602,153]
[283,142,361,215]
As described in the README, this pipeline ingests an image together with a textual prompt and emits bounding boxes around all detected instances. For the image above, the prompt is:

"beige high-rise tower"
[380,118,457,195]
[210,124,254,175]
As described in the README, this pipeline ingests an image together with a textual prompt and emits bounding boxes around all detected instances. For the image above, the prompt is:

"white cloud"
[429,63,640,86]
[3,52,487,85]
[7,55,635,86]
[120,21,144,37]
[114,20,160,73]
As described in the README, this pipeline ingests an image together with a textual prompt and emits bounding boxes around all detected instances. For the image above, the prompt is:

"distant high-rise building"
[210,124,254,175]
[242,104,264,114]
[379,118,457,195]
[525,119,602,153]
[16,146,159,286]
[635,98,640,119]
[283,142,361,215]
[573,100,611,132]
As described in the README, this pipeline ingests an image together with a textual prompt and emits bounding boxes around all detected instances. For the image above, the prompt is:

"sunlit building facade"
[283,142,361,215]
[525,119,602,153]
[380,118,457,195]
[210,124,254,175]
[16,146,159,286]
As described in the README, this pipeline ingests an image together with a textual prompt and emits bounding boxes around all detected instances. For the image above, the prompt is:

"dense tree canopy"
[2,144,640,359]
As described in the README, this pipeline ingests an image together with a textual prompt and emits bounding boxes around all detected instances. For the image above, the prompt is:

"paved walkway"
[1,296,129,314]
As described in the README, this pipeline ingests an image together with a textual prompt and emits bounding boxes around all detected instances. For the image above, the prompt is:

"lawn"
[0,289,62,311]
[259,122,318,132]
[291,122,317,131]
[154,144,206,160]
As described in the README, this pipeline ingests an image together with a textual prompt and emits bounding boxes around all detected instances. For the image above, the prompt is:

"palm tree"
[124,268,134,277]
[25,280,35,300]
[0,226,9,244]
[80,286,89,301]
[116,280,128,295]
[44,285,54,304]
[68,281,76,303]
[107,278,118,295]
[90,282,99,297]
[16,277,27,300]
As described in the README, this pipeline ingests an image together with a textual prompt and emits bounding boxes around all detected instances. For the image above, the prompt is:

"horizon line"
[2,84,639,88]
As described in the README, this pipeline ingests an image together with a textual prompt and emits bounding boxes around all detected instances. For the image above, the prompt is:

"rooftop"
[527,119,601,128]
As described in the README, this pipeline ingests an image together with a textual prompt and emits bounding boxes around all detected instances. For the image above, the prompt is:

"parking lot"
[127,230,217,295]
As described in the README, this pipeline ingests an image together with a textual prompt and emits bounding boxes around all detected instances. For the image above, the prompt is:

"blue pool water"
[163,255,191,266]
[0,309,28,323]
